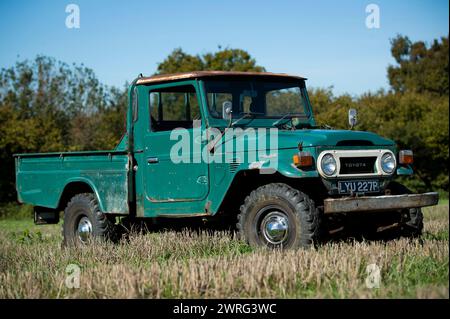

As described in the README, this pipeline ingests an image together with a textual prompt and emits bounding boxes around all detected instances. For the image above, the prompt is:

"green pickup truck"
[14,71,439,248]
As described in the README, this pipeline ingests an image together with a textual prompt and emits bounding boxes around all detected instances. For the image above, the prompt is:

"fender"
[58,177,106,212]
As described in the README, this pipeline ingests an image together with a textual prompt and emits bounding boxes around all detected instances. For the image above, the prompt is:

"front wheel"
[237,183,321,249]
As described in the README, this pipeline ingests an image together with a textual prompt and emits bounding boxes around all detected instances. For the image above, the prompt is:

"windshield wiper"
[231,111,264,127]
[273,113,311,130]
[272,113,298,127]
[208,111,264,153]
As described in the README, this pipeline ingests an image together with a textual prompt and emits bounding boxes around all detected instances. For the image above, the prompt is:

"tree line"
[0,36,448,202]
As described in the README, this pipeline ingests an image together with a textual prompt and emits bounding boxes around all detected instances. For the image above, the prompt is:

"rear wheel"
[62,193,118,246]
[237,183,321,249]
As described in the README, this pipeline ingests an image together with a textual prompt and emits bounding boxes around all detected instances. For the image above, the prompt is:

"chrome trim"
[77,216,93,243]
[317,149,396,178]
[260,211,289,244]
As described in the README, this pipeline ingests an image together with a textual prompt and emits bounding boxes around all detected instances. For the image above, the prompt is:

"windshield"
[204,79,310,119]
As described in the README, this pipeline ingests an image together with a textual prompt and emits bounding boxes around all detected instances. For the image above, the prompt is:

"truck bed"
[14,150,130,214]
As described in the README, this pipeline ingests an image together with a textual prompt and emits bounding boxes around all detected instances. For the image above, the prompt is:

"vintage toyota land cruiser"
[14,71,439,248]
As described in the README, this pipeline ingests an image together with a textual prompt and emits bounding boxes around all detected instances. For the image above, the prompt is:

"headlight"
[381,152,396,174]
[321,153,336,176]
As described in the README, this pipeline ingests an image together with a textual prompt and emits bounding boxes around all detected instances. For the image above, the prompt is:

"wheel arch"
[214,169,327,218]
[57,178,105,212]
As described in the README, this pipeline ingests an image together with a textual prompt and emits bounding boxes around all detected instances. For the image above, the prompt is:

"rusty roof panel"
[135,71,306,85]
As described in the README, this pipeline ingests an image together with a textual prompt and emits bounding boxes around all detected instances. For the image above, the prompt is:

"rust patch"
[136,71,306,85]
[204,200,212,214]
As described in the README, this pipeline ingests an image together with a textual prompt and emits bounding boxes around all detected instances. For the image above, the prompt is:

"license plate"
[338,180,379,194]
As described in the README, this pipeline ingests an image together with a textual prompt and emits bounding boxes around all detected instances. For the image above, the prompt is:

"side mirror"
[348,108,358,129]
[222,101,232,120]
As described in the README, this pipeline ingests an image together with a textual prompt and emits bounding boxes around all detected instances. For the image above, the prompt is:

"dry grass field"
[0,204,448,299]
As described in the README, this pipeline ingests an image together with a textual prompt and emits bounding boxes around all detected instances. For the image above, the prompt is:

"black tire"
[62,193,118,246]
[237,183,321,249]
[386,181,424,237]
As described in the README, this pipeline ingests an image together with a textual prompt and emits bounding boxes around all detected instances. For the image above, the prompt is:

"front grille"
[339,157,376,174]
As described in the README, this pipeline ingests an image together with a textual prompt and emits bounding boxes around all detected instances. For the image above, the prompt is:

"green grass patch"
[0,203,448,298]
[0,203,33,220]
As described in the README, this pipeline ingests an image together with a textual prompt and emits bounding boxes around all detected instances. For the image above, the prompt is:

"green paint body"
[14,76,411,217]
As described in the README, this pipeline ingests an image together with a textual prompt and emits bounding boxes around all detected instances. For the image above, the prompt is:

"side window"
[149,85,201,132]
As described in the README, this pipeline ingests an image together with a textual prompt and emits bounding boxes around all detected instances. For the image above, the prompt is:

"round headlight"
[321,153,336,176]
[381,152,396,174]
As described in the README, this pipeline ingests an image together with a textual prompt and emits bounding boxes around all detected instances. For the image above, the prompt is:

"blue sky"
[0,0,448,95]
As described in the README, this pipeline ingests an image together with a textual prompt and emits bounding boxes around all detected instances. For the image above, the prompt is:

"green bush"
[0,203,33,220]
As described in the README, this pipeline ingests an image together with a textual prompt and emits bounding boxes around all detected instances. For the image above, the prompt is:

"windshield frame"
[200,77,315,128]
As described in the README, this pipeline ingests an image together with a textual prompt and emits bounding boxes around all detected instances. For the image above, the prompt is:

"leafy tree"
[388,35,449,95]
[202,48,265,72]
[309,87,356,129]
[358,91,448,191]
[156,47,265,74]
[156,48,204,74]
[0,56,127,201]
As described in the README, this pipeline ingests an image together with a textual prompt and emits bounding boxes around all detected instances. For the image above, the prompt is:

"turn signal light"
[293,151,313,168]
[399,150,413,165]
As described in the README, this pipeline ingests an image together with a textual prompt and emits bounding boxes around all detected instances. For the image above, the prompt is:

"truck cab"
[15,71,439,248]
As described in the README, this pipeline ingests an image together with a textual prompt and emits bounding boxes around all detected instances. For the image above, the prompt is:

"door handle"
[147,157,159,164]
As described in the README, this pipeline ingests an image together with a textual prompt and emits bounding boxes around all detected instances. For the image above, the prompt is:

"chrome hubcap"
[261,211,289,244]
[77,216,92,243]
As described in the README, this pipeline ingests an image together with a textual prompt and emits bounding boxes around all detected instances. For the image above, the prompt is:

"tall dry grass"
[0,205,448,298]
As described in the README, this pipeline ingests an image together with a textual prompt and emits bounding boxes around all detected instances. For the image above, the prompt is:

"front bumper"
[323,192,439,214]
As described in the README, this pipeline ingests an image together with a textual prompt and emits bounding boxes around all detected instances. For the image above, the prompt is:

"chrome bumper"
[323,192,439,214]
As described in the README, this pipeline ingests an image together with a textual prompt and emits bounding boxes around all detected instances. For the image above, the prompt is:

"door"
[143,82,209,204]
